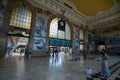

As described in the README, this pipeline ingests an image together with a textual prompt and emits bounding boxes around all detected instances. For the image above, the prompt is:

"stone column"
[83,25,88,50]
[0,0,8,58]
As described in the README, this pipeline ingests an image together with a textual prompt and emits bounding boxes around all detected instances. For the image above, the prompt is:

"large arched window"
[49,18,71,40]
[10,3,32,29]
[49,18,71,47]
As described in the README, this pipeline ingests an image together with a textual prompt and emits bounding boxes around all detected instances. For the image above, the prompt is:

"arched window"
[49,18,71,40]
[10,3,32,29]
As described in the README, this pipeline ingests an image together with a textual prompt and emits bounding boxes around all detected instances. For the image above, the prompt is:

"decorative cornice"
[27,0,87,27]
[87,4,120,29]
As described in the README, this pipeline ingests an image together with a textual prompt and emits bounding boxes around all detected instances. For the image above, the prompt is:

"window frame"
[10,3,32,29]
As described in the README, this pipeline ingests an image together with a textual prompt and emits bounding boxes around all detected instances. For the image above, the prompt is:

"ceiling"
[69,0,114,16]
[68,0,120,34]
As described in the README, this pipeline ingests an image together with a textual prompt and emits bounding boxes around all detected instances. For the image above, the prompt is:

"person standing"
[52,48,55,57]
[7,46,12,61]
[82,49,87,59]
[100,49,110,79]
[20,48,22,55]
[7,47,12,56]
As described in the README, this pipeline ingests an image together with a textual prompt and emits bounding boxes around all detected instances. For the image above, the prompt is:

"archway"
[49,18,72,54]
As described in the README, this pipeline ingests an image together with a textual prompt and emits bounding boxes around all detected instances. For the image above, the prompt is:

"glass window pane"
[49,18,58,38]
[10,4,32,29]
[49,18,71,40]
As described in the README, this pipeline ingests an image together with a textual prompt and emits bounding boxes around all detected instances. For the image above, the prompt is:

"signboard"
[49,38,71,47]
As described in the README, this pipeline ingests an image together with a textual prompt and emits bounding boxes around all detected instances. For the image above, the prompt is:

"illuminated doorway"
[6,32,29,57]
[49,18,72,53]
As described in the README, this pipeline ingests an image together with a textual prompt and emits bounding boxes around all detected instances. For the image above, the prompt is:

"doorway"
[6,36,29,57]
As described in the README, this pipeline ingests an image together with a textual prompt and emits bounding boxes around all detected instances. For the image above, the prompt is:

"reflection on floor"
[0,52,120,80]
[12,52,25,57]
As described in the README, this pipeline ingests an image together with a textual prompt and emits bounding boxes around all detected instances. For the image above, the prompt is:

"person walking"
[54,49,58,56]
[100,49,110,79]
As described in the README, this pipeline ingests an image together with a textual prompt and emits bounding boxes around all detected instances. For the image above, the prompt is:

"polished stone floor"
[0,52,120,80]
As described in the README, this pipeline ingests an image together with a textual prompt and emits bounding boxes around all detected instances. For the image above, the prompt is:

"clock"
[58,20,65,31]
[60,20,64,26]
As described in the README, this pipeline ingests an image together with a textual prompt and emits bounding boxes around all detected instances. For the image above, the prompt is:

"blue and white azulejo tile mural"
[73,28,79,52]
[33,37,46,51]
[33,16,47,51]
[34,17,47,38]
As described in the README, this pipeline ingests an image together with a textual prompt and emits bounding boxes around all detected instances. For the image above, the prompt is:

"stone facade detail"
[87,4,120,30]
[27,0,87,27]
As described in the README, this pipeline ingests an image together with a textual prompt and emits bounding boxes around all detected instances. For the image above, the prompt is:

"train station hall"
[0,0,120,80]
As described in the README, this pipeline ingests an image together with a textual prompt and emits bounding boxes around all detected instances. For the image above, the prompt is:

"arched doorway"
[49,18,72,54]
[5,3,32,57]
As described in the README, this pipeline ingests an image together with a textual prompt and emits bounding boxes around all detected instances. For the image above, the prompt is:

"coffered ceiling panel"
[69,0,114,16]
